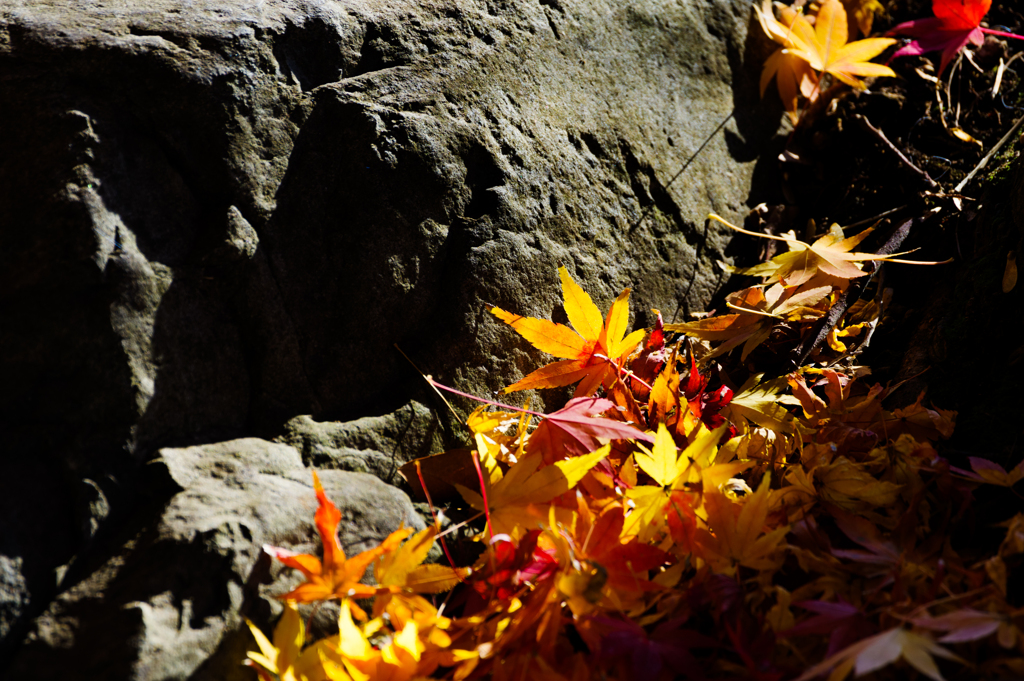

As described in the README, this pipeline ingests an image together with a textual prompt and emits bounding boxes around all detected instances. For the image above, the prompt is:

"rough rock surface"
[0,0,776,676]
[277,400,446,483]
[7,439,424,681]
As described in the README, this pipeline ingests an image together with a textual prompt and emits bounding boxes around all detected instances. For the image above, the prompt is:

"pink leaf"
[831,510,900,565]
[911,609,1002,643]
[527,396,653,462]
[786,599,874,658]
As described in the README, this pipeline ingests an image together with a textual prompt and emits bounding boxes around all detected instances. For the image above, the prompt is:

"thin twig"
[992,52,1024,99]
[395,344,465,425]
[414,460,466,581]
[842,205,908,232]
[855,114,938,190]
[954,112,1024,193]
[426,378,546,418]
[470,451,495,542]
[631,110,735,232]
[785,209,943,372]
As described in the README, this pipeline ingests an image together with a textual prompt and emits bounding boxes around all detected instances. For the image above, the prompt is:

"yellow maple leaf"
[712,214,936,287]
[695,473,789,573]
[755,0,822,120]
[756,0,895,120]
[456,445,610,537]
[467,405,531,463]
[793,0,896,88]
[817,455,902,513]
[374,525,468,595]
[245,601,332,681]
[492,266,644,396]
[624,424,698,543]
[320,600,425,681]
[623,423,748,543]
[793,627,964,681]
[634,422,703,489]
[721,374,800,434]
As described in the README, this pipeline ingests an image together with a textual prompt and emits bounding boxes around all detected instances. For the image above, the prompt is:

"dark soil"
[719,1,1024,479]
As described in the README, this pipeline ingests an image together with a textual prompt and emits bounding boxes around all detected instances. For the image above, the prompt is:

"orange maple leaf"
[756,0,895,120]
[665,283,831,361]
[755,0,822,120]
[790,0,896,89]
[579,506,671,594]
[695,473,789,573]
[264,471,411,614]
[712,214,939,287]
[492,266,644,396]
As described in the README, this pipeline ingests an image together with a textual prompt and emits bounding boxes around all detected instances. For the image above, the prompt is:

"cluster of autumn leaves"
[757,0,1018,122]
[246,246,1024,681]
[241,1,1024,680]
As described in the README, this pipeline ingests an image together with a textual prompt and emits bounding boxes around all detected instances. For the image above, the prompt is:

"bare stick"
[855,114,938,190]
[395,344,465,424]
[954,113,1024,193]
[843,205,908,232]
[631,110,735,232]
[786,209,943,371]
[414,459,465,580]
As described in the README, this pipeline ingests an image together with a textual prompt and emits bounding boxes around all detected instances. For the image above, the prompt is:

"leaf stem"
[471,450,495,542]
[593,353,655,391]
[414,459,465,580]
[981,27,1024,41]
[426,377,547,418]
[709,213,800,243]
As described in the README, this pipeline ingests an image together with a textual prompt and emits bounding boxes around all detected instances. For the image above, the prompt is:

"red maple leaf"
[597,616,718,680]
[579,508,670,593]
[784,599,875,658]
[471,531,559,602]
[682,355,736,435]
[725,616,784,681]
[526,396,653,464]
[890,0,1024,74]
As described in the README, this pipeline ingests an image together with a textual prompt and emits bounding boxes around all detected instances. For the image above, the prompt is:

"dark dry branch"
[785,209,942,371]
[855,113,939,190]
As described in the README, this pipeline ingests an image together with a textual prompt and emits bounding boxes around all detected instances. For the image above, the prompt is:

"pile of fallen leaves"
[242,1,1024,680]
[245,264,1024,681]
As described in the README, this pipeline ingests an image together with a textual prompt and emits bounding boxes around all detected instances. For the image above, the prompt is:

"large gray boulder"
[0,0,775,676]
[7,439,425,681]
[276,400,446,483]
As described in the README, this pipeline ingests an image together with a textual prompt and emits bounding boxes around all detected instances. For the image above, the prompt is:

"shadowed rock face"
[0,0,776,676]
[7,439,426,680]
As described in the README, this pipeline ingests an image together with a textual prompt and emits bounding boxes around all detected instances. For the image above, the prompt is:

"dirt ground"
[726,0,1024,467]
